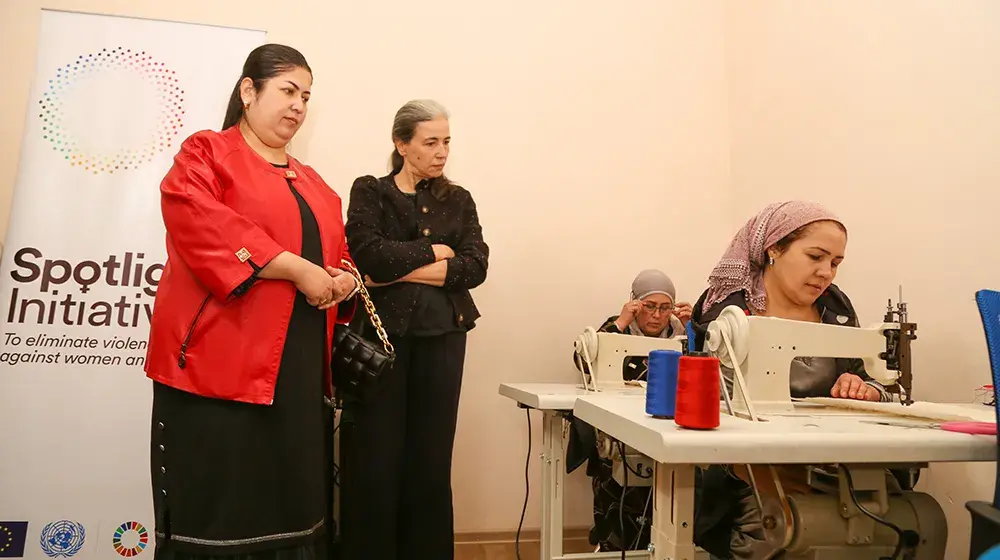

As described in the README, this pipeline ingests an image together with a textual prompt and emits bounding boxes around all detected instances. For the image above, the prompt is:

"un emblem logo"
[39,520,86,558]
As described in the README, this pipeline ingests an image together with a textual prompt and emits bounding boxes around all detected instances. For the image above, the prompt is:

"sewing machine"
[574,327,685,391]
[689,295,947,560]
[703,296,916,416]
[571,328,686,496]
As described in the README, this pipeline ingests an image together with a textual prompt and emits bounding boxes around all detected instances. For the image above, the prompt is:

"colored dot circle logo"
[38,47,185,175]
[112,521,148,557]
[39,520,86,558]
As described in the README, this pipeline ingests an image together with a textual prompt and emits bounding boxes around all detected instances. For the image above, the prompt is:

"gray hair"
[390,99,449,173]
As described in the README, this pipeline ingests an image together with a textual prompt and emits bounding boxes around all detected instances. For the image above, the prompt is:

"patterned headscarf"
[701,201,844,315]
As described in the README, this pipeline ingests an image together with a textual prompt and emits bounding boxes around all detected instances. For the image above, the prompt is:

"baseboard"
[454,527,594,559]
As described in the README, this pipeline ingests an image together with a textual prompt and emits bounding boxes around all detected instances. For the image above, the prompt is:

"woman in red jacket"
[144,44,357,560]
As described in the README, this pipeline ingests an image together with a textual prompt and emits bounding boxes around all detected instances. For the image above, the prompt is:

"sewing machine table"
[573,394,997,560]
[499,383,659,560]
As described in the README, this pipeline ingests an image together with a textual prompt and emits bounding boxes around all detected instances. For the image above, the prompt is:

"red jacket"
[145,126,355,405]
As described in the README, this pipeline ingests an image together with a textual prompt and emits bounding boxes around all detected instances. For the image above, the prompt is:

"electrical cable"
[515,408,531,560]
[618,441,628,560]
[840,465,920,560]
[628,476,654,551]
[613,439,653,554]
[621,454,653,479]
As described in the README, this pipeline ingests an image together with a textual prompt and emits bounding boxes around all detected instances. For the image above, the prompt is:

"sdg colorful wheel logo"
[112,521,148,557]
[39,520,86,558]
[38,46,185,174]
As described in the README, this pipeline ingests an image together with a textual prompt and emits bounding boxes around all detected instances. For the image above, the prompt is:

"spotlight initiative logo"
[38,47,185,174]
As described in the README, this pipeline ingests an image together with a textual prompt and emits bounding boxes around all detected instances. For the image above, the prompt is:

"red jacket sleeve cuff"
[214,238,285,301]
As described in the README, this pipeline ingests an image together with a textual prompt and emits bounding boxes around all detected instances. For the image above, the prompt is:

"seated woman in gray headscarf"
[567,269,692,552]
[605,269,691,337]
[578,269,692,381]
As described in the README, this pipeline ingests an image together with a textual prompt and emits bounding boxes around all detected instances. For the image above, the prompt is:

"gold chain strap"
[340,259,394,355]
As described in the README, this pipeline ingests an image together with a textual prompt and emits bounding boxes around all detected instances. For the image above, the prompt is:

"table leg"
[539,410,566,560]
[650,463,697,560]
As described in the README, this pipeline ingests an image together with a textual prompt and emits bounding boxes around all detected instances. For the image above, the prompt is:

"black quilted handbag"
[330,260,395,399]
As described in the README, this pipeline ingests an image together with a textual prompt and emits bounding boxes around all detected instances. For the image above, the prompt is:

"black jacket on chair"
[345,174,489,336]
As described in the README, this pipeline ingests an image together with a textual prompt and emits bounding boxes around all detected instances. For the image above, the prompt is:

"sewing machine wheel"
[574,327,599,361]
[596,431,614,460]
[761,494,795,551]
[704,305,749,369]
[760,492,947,560]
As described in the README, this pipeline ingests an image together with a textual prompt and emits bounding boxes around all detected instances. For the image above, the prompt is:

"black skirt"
[150,178,332,559]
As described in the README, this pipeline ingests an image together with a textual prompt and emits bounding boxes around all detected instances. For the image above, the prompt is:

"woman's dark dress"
[151,169,333,560]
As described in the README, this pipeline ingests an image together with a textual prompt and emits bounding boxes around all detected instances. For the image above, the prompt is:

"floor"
[454,528,595,560]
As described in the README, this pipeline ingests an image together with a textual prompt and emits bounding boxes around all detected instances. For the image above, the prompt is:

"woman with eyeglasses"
[607,269,693,340]
[568,268,692,552]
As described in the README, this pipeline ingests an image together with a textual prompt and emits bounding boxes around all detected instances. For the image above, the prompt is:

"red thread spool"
[674,353,721,430]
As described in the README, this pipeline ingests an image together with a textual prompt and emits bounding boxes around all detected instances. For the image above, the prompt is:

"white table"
[499,383,652,560]
[572,394,998,560]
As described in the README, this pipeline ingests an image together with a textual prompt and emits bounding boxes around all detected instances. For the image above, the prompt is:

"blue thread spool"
[646,349,681,419]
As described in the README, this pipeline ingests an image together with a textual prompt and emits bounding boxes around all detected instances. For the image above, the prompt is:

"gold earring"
[243,101,249,111]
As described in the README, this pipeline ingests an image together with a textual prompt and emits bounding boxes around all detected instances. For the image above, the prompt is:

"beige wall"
[724,2,1000,558]
[1,0,996,555]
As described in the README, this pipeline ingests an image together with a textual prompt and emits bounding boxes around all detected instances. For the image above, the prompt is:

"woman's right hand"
[432,244,455,261]
[293,261,335,306]
[615,300,641,331]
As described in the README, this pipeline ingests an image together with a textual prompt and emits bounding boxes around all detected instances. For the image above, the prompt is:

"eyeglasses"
[642,302,674,314]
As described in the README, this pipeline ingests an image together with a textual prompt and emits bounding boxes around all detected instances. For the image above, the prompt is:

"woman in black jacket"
[341,99,488,560]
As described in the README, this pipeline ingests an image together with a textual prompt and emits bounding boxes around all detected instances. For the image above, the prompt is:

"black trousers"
[340,332,467,560]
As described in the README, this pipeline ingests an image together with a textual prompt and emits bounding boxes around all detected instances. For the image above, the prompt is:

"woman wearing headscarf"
[574,269,692,383]
[688,201,902,559]
[568,269,692,552]
[691,200,889,402]
[606,269,691,338]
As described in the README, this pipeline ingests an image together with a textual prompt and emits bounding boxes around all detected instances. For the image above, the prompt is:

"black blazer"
[345,174,489,336]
